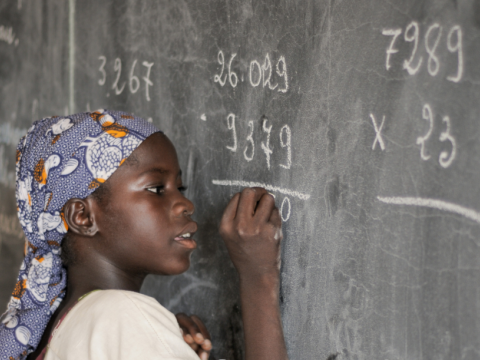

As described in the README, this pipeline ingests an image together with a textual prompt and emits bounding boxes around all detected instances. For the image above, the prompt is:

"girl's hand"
[175,313,212,360]
[219,187,283,281]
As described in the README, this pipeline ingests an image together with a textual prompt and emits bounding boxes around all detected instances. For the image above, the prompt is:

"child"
[0,110,288,360]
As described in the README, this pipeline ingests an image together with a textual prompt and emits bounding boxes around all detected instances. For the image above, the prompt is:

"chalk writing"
[98,56,107,86]
[276,56,289,93]
[129,59,140,94]
[417,104,434,161]
[279,125,292,169]
[227,53,239,87]
[262,54,277,90]
[0,25,19,46]
[416,103,456,168]
[402,21,423,75]
[261,117,273,169]
[226,113,237,152]
[439,115,456,168]
[161,273,218,309]
[280,196,291,222]
[213,50,227,86]
[97,56,154,101]
[425,23,442,76]
[381,28,402,71]
[222,113,293,170]
[368,103,456,167]
[244,121,255,161]
[214,50,289,93]
[328,279,368,360]
[212,51,239,87]
[112,58,126,95]
[382,23,463,82]
[212,179,310,222]
[370,114,386,151]
[446,26,463,83]
[249,59,262,87]
[142,61,154,101]
[377,196,480,225]
[212,179,310,200]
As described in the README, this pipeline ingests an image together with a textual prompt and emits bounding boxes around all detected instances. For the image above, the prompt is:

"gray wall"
[1,1,480,359]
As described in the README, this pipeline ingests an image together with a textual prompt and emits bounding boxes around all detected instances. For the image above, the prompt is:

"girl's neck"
[66,255,146,300]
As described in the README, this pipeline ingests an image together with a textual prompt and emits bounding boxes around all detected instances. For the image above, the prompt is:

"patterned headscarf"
[0,110,159,360]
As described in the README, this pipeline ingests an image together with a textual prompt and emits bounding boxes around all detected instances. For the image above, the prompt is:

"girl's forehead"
[136,133,178,162]
[113,133,180,178]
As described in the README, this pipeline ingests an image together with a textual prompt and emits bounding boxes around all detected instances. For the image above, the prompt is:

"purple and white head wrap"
[0,110,159,359]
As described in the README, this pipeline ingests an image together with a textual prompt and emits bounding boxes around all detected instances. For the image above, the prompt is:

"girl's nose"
[183,197,195,217]
[173,194,195,217]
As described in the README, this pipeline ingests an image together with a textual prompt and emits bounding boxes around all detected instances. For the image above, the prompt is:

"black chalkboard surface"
[1,1,480,359]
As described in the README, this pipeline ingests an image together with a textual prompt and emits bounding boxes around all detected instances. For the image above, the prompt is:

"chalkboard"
[1,1,480,359]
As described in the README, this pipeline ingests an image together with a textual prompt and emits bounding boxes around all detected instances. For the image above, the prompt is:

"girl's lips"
[173,237,197,249]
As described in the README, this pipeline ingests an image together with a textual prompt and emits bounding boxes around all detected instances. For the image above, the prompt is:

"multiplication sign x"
[370,114,386,151]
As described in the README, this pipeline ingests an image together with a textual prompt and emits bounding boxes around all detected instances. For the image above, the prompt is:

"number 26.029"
[97,56,154,101]
[214,50,289,93]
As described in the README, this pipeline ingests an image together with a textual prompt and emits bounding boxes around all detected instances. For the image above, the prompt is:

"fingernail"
[268,192,276,198]
[185,334,194,343]
[195,333,205,342]
[203,339,212,350]
[201,352,209,360]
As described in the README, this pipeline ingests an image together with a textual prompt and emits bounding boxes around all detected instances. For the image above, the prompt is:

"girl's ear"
[64,197,99,237]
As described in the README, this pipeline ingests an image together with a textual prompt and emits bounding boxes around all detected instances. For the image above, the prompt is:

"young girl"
[0,110,288,360]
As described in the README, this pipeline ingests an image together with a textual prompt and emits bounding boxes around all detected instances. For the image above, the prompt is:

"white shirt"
[43,290,200,360]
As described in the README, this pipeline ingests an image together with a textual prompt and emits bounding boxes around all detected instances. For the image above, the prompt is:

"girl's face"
[91,132,197,276]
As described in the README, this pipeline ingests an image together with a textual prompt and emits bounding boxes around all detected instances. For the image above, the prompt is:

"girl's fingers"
[236,188,257,219]
[198,349,210,360]
[191,315,212,350]
[201,339,212,352]
[176,313,203,344]
[236,187,267,220]
[180,327,195,344]
[221,192,241,223]
[254,193,276,223]
[268,207,282,228]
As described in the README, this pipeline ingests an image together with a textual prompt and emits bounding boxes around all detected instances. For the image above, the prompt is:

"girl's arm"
[220,187,288,360]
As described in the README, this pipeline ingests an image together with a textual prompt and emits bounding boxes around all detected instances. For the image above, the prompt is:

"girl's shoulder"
[81,289,172,313]
[44,290,199,360]
[75,289,181,330]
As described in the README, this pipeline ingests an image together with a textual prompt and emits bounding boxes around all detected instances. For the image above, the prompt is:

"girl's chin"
[155,259,191,276]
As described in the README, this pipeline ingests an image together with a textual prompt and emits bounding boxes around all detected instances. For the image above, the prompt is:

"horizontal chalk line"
[377,196,480,225]
[212,180,310,200]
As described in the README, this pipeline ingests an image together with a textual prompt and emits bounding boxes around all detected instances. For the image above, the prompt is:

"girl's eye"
[146,185,187,195]
[147,186,164,195]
